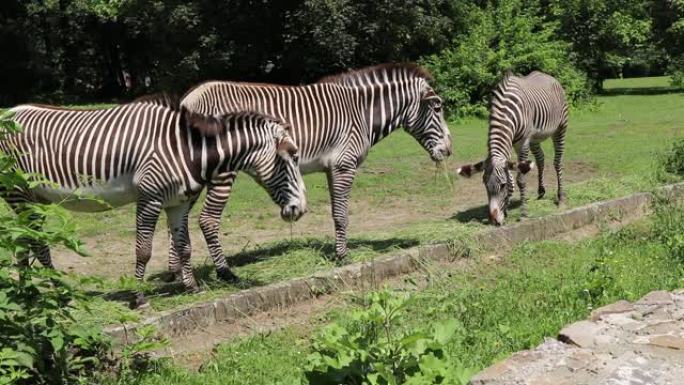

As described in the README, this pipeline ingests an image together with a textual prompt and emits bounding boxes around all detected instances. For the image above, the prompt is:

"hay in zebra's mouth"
[434,160,454,191]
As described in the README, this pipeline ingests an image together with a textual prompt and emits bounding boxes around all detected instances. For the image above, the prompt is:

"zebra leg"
[553,124,567,205]
[166,229,181,282]
[166,193,199,283]
[198,176,239,282]
[516,143,531,218]
[530,142,546,199]
[133,197,163,308]
[326,167,356,262]
[166,203,199,291]
[3,190,54,268]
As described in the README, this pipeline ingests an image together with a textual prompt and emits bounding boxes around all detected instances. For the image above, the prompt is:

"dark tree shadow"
[135,237,420,296]
[600,87,683,97]
[225,237,421,267]
[451,200,522,224]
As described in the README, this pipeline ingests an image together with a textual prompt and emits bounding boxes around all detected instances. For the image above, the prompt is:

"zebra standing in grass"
[457,71,568,225]
[178,63,452,280]
[1,100,306,302]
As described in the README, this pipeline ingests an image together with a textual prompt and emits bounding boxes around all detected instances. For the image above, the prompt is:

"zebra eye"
[292,154,299,164]
[500,183,507,191]
[433,102,442,113]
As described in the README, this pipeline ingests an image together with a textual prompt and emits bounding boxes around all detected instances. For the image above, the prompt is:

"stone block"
[590,300,634,321]
[636,291,674,307]
[558,320,604,348]
[648,335,684,350]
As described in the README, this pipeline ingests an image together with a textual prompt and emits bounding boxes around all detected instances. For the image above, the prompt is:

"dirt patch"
[52,163,597,280]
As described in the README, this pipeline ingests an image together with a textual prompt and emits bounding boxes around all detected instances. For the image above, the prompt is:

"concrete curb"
[104,182,684,346]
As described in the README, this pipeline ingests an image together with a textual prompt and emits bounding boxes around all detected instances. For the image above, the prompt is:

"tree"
[549,0,652,90]
[651,0,684,85]
[422,0,590,117]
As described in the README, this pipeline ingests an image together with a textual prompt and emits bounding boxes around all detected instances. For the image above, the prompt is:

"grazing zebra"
[178,63,452,279]
[0,100,307,300]
[457,71,568,225]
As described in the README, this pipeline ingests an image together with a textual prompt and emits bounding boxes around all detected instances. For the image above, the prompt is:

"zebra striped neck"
[358,82,415,145]
[488,77,524,161]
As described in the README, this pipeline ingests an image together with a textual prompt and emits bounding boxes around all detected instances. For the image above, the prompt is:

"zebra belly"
[298,147,347,174]
[531,125,558,142]
[33,173,138,212]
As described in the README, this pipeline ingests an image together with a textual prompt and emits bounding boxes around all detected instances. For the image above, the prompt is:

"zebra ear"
[277,136,298,157]
[422,88,438,100]
[517,160,536,174]
[183,107,224,136]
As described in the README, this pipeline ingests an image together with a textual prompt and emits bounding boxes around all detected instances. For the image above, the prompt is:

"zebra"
[457,71,568,225]
[177,63,452,280]
[0,99,307,302]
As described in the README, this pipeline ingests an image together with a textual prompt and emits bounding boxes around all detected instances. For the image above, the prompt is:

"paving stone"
[590,300,634,321]
[635,291,674,307]
[558,320,604,348]
[648,335,684,350]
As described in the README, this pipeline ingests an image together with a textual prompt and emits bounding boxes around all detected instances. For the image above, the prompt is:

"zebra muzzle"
[281,203,305,222]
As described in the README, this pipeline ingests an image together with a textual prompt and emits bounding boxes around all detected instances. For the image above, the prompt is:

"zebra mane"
[132,93,181,112]
[183,108,290,137]
[317,63,434,85]
[493,71,520,98]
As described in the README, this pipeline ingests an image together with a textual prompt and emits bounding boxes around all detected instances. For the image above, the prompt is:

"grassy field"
[3,77,684,324]
[101,206,684,384]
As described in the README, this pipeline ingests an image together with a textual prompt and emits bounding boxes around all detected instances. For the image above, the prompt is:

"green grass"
[603,76,681,94]
[102,211,684,384]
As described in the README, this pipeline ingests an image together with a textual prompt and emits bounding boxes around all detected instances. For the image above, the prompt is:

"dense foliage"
[1,0,683,112]
[422,0,591,116]
[0,112,110,385]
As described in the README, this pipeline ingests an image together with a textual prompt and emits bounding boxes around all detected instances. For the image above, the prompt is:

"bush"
[421,0,592,117]
[662,138,684,177]
[0,111,111,385]
[652,197,684,264]
[305,289,474,385]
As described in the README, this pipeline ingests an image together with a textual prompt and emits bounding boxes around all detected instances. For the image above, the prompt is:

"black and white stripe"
[1,100,306,292]
[458,71,568,225]
[179,63,452,276]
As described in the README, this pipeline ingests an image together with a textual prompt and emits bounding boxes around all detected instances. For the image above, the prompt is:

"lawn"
[3,76,684,323]
[100,206,684,384]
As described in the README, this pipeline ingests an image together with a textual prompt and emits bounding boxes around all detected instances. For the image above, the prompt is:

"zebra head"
[403,85,452,163]
[248,118,308,222]
[457,157,534,225]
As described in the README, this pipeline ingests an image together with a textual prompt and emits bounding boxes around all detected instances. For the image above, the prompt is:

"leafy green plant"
[579,247,616,309]
[305,289,474,385]
[652,197,684,263]
[661,138,684,178]
[0,111,111,384]
[113,325,169,385]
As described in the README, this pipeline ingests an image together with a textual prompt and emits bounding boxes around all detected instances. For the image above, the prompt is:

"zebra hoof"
[217,268,240,283]
[537,187,546,200]
[160,270,180,283]
[333,254,351,266]
[131,292,150,310]
[186,285,202,294]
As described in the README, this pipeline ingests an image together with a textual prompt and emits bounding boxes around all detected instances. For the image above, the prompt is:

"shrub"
[421,0,591,117]
[662,138,684,177]
[0,111,111,385]
[305,289,474,385]
[652,197,684,263]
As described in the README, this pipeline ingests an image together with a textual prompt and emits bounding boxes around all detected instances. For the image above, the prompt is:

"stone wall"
[470,290,684,385]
